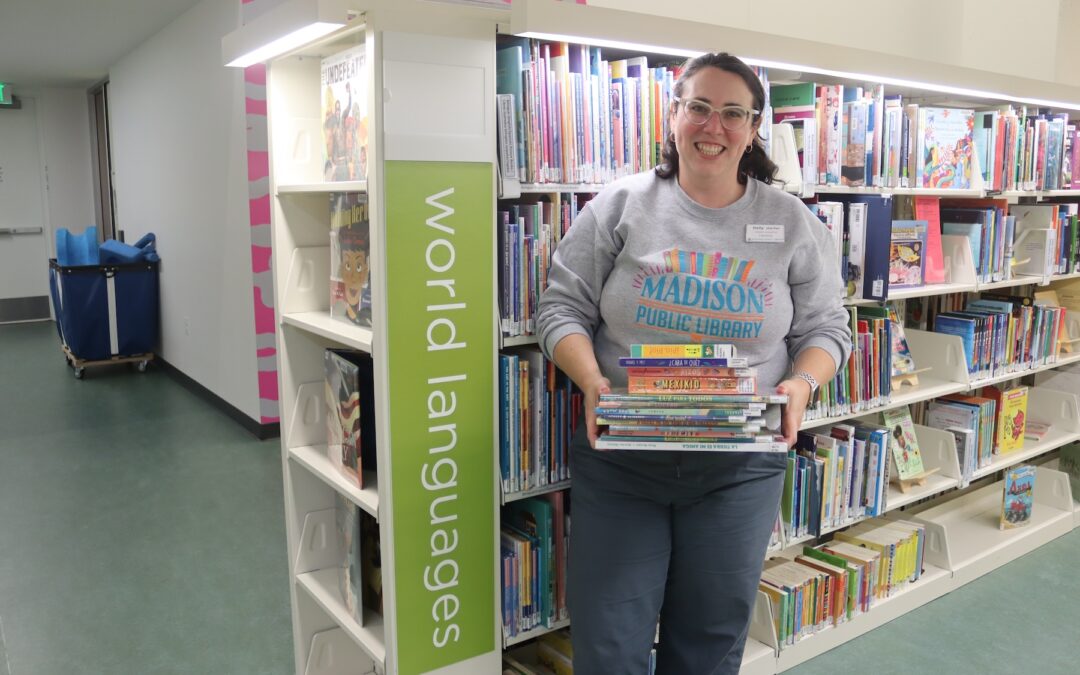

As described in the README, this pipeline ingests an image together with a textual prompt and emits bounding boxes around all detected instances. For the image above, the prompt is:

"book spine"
[617,357,749,368]
[624,367,754,377]
[629,343,737,358]
[627,376,756,394]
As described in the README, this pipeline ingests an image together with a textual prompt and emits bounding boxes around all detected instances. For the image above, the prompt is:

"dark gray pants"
[568,428,786,675]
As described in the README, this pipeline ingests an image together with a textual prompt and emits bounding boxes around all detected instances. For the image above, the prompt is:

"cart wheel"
[137,360,149,373]
[74,367,85,379]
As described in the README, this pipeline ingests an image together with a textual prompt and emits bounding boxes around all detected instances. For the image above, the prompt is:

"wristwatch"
[792,370,819,396]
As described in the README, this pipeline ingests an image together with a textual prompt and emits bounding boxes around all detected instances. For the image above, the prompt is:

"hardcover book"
[1000,464,1036,530]
[321,44,368,181]
[881,406,926,480]
[917,107,975,189]
[360,509,383,614]
[325,349,378,487]
[329,192,372,327]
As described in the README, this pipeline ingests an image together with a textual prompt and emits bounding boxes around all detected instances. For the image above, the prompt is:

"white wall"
[592,0,1066,84]
[14,87,97,259]
[37,88,97,255]
[109,0,261,422]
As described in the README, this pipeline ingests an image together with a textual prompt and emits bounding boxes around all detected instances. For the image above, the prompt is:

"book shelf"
[227,1,1080,673]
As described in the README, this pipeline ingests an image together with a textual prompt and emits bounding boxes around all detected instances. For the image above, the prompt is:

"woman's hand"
[584,375,612,449]
[775,377,812,447]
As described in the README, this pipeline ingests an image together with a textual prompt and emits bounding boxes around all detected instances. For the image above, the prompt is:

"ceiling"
[0,0,206,88]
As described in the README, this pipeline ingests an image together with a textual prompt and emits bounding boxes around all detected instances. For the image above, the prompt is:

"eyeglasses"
[675,98,759,131]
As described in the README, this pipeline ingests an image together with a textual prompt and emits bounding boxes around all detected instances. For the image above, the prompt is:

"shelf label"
[384,160,495,673]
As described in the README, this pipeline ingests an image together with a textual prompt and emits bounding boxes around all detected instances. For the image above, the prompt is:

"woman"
[536,52,851,674]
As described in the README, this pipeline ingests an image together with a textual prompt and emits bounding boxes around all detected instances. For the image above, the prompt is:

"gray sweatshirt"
[536,172,852,394]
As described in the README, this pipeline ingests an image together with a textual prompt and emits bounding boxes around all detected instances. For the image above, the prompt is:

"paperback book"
[321,44,368,181]
[329,193,372,327]
[889,220,928,288]
[1000,464,1036,530]
[881,406,926,480]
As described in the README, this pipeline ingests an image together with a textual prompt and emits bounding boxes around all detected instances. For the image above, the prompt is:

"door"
[0,96,51,323]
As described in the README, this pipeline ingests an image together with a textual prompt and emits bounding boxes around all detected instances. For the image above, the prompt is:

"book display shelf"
[227,1,1080,673]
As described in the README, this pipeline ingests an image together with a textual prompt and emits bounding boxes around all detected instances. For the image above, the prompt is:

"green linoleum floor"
[3,320,1080,674]
[0,321,293,675]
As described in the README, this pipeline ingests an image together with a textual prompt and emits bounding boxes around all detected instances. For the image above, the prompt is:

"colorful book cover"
[329,193,372,327]
[626,376,755,395]
[889,220,928,288]
[324,349,377,487]
[998,385,1029,454]
[881,406,926,480]
[321,44,368,181]
[918,107,975,189]
[1000,464,1036,530]
[887,306,916,376]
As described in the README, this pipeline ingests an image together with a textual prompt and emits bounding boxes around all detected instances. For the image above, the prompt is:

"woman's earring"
[745,144,753,154]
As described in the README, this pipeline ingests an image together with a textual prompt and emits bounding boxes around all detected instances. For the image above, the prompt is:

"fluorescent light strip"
[226,21,344,68]
[518,30,1080,112]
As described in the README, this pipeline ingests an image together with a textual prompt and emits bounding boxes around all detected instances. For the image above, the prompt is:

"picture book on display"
[321,44,368,181]
[889,220,928,288]
[330,193,372,327]
[917,107,975,189]
[360,509,383,615]
[1000,464,1035,530]
[325,349,378,488]
[881,406,925,480]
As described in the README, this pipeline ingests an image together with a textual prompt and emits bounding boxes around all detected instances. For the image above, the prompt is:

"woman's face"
[671,66,760,186]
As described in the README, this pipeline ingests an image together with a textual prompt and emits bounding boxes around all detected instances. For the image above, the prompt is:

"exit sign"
[0,83,12,105]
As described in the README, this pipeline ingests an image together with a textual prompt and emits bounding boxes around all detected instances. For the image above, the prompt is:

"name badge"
[746,224,785,243]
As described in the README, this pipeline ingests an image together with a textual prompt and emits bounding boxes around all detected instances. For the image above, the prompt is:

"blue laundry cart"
[48,259,160,378]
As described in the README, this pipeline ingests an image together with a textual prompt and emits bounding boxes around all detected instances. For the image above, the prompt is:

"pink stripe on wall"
[251,245,272,274]
[247,150,269,181]
[246,97,268,116]
[249,194,270,226]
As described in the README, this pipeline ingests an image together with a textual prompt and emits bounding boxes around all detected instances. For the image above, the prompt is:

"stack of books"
[594,343,787,451]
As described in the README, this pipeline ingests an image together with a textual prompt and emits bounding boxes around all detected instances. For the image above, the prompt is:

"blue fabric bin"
[49,259,160,361]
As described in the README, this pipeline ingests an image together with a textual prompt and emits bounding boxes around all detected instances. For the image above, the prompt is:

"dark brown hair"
[655,52,777,184]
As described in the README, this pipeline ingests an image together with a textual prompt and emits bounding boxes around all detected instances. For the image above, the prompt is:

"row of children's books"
[499,350,583,495]
[771,82,977,190]
[928,295,1067,379]
[760,517,927,648]
[496,38,681,185]
[501,493,569,639]
[772,80,1080,194]
[925,384,1031,487]
[811,193,1080,306]
[498,194,591,337]
[805,305,905,422]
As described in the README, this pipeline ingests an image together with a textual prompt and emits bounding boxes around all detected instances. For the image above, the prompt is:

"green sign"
[384,160,495,674]
[0,83,9,105]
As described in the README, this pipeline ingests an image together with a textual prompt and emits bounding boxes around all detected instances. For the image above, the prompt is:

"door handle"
[0,227,43,235]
